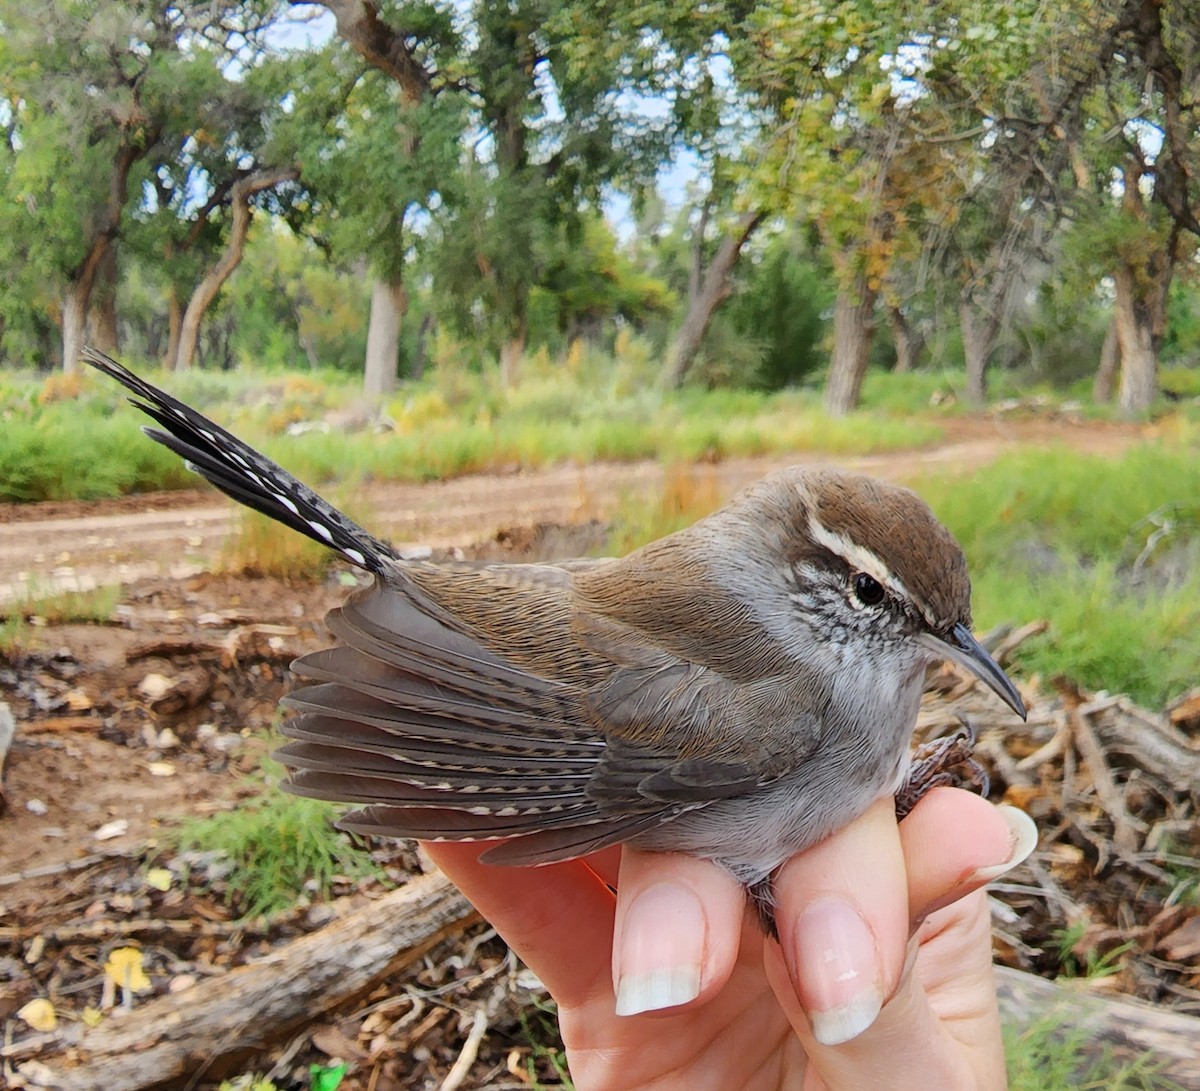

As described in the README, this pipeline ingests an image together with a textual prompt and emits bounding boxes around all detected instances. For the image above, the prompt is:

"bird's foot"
[894,717,989,821]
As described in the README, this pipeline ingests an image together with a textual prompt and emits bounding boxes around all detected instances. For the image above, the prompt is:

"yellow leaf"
[17,997,57,1032]
[81,1006,103,1027]
[104,947,151,993]
[145,868,173,892]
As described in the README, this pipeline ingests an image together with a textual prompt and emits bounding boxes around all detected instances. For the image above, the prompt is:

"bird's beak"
[918,623,1027,720]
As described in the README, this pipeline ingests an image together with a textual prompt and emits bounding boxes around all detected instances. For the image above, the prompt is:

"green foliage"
[520,999,573,1089]
[1005,1013,1176,1091]
[0,357,943,503]
[172,756,376,920]
[0,375,195,501]
[222,222,371,374]
[723,234,834,390]
[1051,921,1136,981]
[2,586,119,626]
[917,441,1200,707]
[920,444,1200,566]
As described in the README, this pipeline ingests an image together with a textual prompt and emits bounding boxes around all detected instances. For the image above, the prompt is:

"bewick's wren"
[85,350,1025,928]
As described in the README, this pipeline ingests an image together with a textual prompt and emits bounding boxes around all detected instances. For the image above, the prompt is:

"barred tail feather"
[83,348,393,574]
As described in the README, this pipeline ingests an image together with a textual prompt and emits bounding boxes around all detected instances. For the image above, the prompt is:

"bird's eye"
[852,573,885,606]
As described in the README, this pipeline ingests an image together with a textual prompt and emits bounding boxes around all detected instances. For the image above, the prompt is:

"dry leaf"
[145,868,173,892]
[17,997,57,1032]
[311,1023,370,1062]
[138,673,174,701]
[64,688,92,711]
[1159,916,1200,963]
[1168,691,1200,732]
[104,947,151,994]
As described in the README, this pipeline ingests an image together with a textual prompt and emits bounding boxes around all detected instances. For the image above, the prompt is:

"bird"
[83,348,1025,932]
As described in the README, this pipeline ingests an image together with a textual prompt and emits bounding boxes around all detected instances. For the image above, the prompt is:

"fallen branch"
[0,917,258,945]
[1069,707,1144,859]
[8,872,477,1091]
[19,717,104,735]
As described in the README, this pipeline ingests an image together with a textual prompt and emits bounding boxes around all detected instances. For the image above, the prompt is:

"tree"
[0,3,176,370]
[1104,1,1200,415]
[281,2,465,395]
[662,201,765,388]
[0,1,300,372]
[174,167,301,370]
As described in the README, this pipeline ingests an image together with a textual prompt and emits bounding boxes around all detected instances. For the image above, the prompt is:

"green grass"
[0,358,943,503]
[915,440,1200,707]
[1005,1013,1179,1090]
[170,753,378,919]
[521,999,574,1088]
[2,585,120,624]
[1,585,121,654]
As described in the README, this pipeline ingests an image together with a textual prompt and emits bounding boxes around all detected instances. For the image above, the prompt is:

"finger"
[764,889,1004,1091]
[610,847,747,1017]
[421,840,617,1009]
[900,788,1038,924]
[766,790,1028,1091]
[772,796,908,1047]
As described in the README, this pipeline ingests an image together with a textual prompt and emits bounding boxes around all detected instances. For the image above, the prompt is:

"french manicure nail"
[613,883,706,1017]
[790,898,883,1046]
[968,805,1038,884]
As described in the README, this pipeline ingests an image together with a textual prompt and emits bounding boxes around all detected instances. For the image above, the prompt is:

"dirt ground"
[5,410,1194,1090]
[0,412,1144,605]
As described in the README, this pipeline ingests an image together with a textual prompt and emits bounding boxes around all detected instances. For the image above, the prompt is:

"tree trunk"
[173,167,298,372]
[887,306,922,373]
[165,286,183,369]
[824,278,878,416]
[410,312,434,380]
[960,300,1000,406]
[499,329,525,388]
[60,282,90,376]
[1108,156,1179,417]
[59,124,159,371]
[1093,316,1120,403]
[1113,262,1159,417]
[87,245,120,354]
[662,209,766,388]
[364,275,406,398]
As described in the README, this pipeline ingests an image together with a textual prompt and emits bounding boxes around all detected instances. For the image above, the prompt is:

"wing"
[276,569,693,862]
[278,560,825,867]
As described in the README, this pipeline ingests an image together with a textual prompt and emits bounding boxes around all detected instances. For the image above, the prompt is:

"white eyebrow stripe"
[806,514,911,602]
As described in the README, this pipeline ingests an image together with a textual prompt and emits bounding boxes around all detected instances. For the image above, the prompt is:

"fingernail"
[968,805,1038,883]
[613,883,705,1017]
[789,898,883,1046]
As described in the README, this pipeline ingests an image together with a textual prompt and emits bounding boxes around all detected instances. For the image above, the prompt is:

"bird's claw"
[894,717,989,820]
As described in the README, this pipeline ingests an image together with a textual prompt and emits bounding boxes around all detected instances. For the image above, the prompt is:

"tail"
[83,348,394,575]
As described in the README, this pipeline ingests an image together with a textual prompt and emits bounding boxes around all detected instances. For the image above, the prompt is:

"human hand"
[423,787,1036,1090]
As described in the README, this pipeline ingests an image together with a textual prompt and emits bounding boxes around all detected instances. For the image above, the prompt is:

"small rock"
[26,798,49,816]
[93,818,129,841]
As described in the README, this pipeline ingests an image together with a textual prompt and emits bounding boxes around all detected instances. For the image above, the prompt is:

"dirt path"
[0,414,1145,603]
